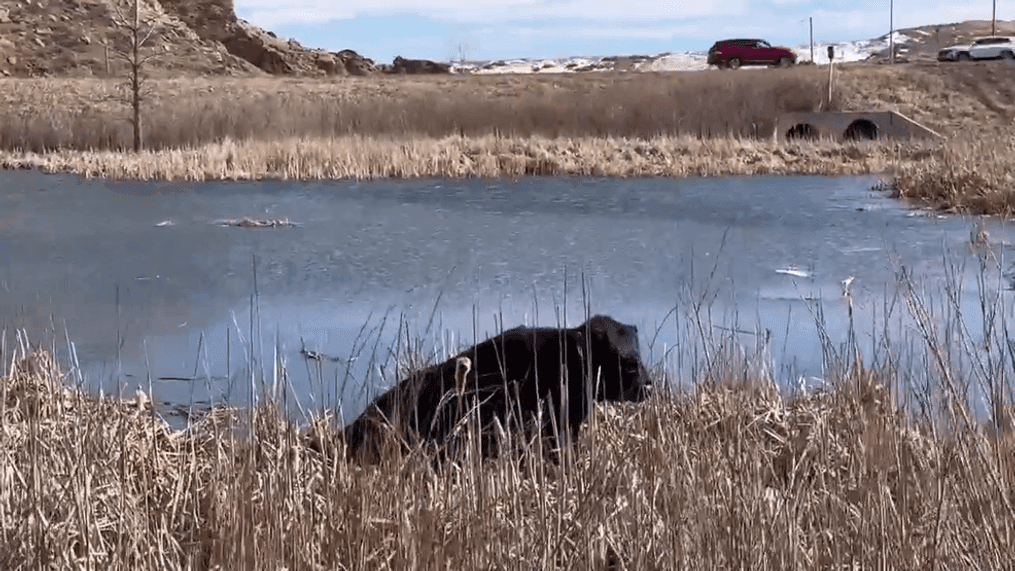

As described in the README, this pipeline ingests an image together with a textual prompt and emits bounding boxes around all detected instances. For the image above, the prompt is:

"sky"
[233,0,1003,64]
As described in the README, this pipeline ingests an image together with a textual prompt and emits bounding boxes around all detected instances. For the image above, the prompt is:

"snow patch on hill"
[452,32,915,74]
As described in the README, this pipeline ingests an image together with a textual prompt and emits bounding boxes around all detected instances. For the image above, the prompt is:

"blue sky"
[233,1,1000,63]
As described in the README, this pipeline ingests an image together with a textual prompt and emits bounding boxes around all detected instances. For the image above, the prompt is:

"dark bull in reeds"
[344,315,652,462]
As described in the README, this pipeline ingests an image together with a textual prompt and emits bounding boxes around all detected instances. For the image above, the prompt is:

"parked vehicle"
[707,39,797,69]
[938,36,1015,62]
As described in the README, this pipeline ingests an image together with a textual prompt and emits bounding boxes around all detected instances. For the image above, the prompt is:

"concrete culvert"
[786,123,819,140]
[844,119,878,140]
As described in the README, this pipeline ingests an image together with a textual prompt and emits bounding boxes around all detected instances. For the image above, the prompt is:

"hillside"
[0,0,372,77]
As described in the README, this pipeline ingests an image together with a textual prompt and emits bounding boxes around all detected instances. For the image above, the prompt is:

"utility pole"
[810,17,814,62]
[992,0,996,36]
[889,0,894,64]
[827,46,835,108]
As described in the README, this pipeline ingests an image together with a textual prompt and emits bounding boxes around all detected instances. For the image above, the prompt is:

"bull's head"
[584,315,652,402]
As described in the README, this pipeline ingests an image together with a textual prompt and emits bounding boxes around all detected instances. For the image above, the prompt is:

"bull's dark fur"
[344,315,651,462]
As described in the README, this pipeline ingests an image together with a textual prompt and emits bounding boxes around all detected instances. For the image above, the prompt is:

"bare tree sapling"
[110,0,159,152]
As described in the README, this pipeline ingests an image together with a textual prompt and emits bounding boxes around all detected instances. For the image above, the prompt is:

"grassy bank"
[0,70,826,151]
[3,63,1006,152]
[1,64,1014,214]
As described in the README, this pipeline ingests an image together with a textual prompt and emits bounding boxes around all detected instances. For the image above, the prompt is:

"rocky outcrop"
[158,0,355,76]
[336,49,377,75]
[0,0,380,77]
[0,0,259,77]
[220,22,297,75]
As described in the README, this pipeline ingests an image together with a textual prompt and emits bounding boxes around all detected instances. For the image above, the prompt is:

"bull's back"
[344,324,596,460]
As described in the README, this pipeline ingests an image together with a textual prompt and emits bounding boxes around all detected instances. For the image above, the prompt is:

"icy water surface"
[2,171,1013,421]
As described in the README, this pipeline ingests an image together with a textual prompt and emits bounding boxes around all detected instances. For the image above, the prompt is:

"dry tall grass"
[0,134,947,180]
[3,278,1015,569]
[0,70,827,153]
[892,135,1015,216]
[4,132,1015,215]
[5,62,1009,154]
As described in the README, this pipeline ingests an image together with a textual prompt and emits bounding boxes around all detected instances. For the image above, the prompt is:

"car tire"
[729,57,741,69]
[957,52,971,61]
[777,57,792,67]
[1002,50,1015,60]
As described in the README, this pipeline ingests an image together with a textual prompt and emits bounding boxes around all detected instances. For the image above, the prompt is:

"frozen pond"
[2,171,1013,422]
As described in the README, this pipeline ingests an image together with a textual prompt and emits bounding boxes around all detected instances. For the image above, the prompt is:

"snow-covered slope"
[789,31,915,64]
[452,31,916,74]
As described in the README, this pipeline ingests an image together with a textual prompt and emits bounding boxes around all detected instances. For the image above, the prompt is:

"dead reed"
[4,131,1014,215]
[3,268,1015,569]
[0,134,942,180]
[891,135,1015,216]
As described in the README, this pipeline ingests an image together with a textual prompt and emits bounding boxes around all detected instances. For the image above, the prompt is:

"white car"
[938,36,1015,62]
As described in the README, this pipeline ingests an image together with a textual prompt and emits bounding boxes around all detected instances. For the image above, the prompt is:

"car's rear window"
[974,37,1011,45]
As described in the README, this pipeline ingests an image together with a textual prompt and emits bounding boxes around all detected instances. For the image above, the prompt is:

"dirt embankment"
[834,60,1015,137]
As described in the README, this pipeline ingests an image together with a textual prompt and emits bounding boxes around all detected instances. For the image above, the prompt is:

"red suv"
[708,39,797,69]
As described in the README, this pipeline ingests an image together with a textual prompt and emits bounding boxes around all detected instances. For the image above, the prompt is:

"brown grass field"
[0,61,1014,211]
[3,275,1015,570]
